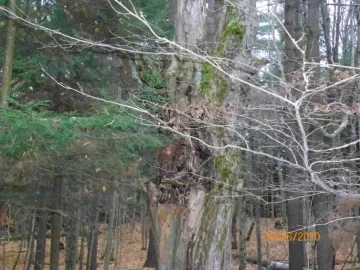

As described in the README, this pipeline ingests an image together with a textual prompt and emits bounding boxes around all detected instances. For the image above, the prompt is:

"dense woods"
[0,0,360,269]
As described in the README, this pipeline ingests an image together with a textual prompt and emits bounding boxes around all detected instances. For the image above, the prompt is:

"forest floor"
[0,218,359,269]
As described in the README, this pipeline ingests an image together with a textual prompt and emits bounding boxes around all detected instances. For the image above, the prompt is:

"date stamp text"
[265,232,320,242]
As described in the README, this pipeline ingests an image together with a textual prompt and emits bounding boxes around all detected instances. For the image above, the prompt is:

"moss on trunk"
[146,1,257,269]
[0,0,19,108]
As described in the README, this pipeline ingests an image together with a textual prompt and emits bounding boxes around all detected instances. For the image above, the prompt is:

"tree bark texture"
[50,177,63,270]
[312,194,335,270]
[104,191,117,270]
[287,193,305,270]
[283,0,297,82]
[146,1,258,269]
[34,208,48,270]
[24,213,36,270]
[355,1,360,262]
[320,0,333,65]
[306,0,321,76]
[231,212,238,250]
[238,198,247,270]
[86,195,100,270]
[0,0,19,108]
[143,227,158,268]
[148,189,235,270]
[65,208,80,270]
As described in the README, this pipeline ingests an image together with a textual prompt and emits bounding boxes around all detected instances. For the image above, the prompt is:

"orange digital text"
[265,231,320,242]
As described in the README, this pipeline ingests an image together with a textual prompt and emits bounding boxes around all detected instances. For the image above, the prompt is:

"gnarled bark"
[147,1,258,269]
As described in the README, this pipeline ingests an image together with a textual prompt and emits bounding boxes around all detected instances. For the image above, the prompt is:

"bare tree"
[144,0,258,269]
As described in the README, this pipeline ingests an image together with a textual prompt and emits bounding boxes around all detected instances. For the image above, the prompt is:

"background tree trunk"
[283,0,297,82]
[355,0,360,262]
[321,0,333,66]
[86,195,100,270]
[78,221,86,270]
[255,203,262,270]
[34,208,48,270]
[287,192,305,270]
[0,0,19,108]
[238,197,247,270]
[231,212,238,250]
[307,1,335,269]
[312,194,335,270]
[65,207,80,270]
[23,212,36,270]
[104,190,117,270]
[50,177,63,270]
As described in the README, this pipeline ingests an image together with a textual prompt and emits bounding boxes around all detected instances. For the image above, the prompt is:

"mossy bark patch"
[224,20,245,41]
[216,7,246,57]
[198,64,229,104]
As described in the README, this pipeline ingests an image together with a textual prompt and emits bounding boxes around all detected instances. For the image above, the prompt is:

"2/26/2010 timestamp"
[265,232,320,242]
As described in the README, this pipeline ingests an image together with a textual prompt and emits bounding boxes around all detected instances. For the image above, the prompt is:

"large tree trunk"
[307,1,336,269]
[0,0,19,108]
[148,189,234,270]
[283,1,306,269]
[146,1,258,269]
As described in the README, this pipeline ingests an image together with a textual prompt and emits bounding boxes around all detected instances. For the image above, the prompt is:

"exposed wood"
[147,0,258,269]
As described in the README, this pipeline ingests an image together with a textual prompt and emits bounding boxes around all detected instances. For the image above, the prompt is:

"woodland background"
[0,0,360,270]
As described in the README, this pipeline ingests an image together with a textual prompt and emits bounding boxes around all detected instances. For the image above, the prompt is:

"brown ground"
[0,218,359,269]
